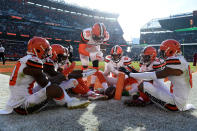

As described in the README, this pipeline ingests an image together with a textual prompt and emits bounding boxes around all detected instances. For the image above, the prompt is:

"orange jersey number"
[9,61,21,86]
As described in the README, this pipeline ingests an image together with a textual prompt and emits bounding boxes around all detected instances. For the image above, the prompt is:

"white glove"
[90,51,104,61]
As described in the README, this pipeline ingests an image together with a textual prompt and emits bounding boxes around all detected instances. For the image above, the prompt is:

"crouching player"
[0,37,89,115]
[124,46,166,106]
[46,44,107,101]
[100,45,139,99]
[123,39,195,111]
[78,23,109,90]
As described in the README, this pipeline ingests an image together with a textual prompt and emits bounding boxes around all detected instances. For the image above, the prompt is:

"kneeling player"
[0,37,89,115]
[123,46,166,106]
[122,40,195,111]
[101,45,139,99]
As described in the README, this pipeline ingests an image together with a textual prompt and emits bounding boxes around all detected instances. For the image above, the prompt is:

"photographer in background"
[193,52,197,66]
[0,44,5,65]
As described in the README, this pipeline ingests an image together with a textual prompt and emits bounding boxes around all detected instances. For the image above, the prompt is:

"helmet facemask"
[140,53,151,65]
[159,49,166,59]
[92,35,104,43]
[42,47,52,59]
[57,53,68,66]
[111,54,122,63]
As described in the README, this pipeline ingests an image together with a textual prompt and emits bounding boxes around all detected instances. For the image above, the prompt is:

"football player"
[123,39,195,111]
[124,46,166,106]
[78,23,109,89]
[36,44,95,103]
[0,38,89,115]
[102,45,139,99]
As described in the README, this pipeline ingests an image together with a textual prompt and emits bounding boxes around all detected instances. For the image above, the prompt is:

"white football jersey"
[7,55,43,109]
[80,28,109,53]
[166,55,192,111]
[140,57,166,89]
[104,55,132,76]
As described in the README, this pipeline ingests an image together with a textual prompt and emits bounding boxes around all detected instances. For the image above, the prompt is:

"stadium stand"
[0,0,126,60]
[138,11,197,61]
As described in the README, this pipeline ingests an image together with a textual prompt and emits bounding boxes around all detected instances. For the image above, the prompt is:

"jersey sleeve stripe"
[80,32,89,42]
[166,59,181,65]
[44,62,54,66]
[153,63,166,69]
[27,60,43,69]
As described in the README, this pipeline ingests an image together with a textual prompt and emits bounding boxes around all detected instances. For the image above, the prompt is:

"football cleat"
[124,98,146,107]
[67,98,90,109]
[88,93,108,101]
[95,88,105,94]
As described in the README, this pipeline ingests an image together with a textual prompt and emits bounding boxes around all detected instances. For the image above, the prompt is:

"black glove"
[68,70,83,79]
[118,67,130,76]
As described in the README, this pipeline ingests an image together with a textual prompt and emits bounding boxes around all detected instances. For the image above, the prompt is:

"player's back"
[166,55,192,110]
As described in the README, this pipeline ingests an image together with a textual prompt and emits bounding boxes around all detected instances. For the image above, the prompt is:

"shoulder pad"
[26,57,43,69]
[123,56,132,66]
[81,28,91,42]
[105,55,111,63]
[104,31,110,41]
[44,58,54,66]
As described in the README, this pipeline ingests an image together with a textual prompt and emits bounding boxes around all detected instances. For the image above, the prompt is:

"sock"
[53,88,72,105]
[128,83,138,95]
[102,83,108,90]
